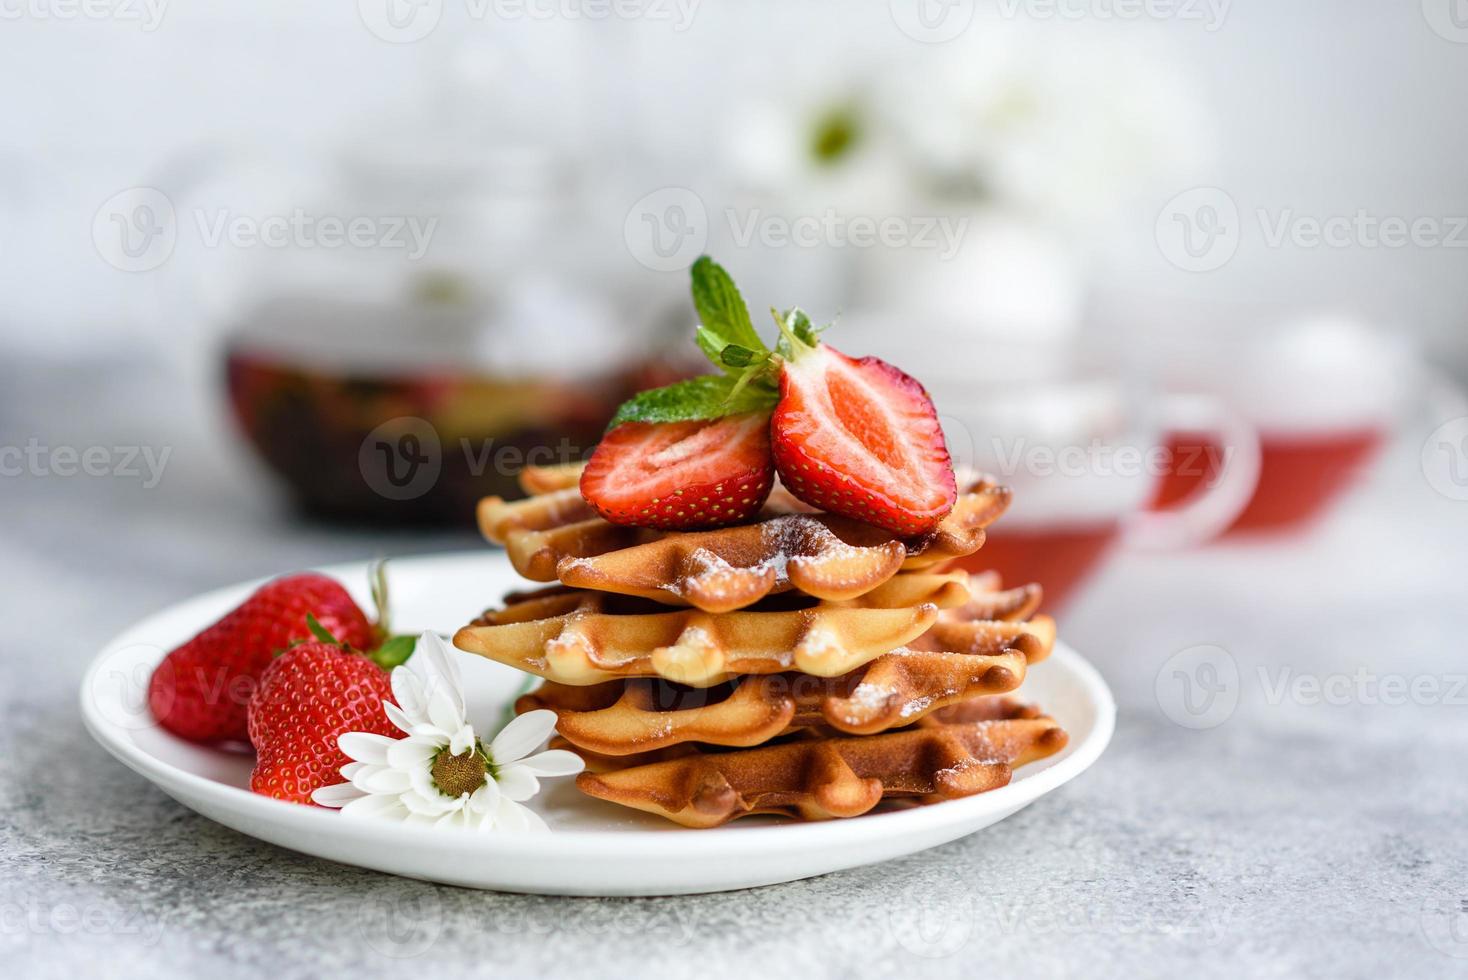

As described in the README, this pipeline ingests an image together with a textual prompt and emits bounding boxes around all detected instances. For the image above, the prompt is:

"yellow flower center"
[431,747,487,798]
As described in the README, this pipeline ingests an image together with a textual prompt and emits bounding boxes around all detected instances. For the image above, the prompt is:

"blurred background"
[3,1,1467,609]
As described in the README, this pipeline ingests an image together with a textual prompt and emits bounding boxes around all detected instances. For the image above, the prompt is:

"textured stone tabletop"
[3,355,1466,979]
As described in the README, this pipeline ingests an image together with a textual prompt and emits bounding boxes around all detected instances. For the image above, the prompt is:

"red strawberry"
[772,344,956,535]
[247,641,399,805]
[148,574,375,745]
[579,412,775,529]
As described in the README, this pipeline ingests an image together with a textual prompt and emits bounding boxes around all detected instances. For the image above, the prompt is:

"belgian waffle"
[575,715,1068,827]
[477,477,1010,612]
[453,588,940,687]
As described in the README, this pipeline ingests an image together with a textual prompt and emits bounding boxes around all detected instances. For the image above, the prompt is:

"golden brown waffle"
[453,589,940,687]
[518,641,1029,755]
[478,479,1010,612]
[518,462,587,495]
[575,716,1068,827]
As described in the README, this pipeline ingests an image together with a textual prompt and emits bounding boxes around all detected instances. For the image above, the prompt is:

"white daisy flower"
[311,631,582,831]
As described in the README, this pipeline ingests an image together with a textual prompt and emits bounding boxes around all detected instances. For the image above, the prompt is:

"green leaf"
[606,374,777,430]
[691,256,769,375]
[371,634,417,671]
[774,306,827,359]
[305,614,339,646]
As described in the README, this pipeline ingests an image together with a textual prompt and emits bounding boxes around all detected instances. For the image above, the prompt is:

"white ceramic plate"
[81,552,1115,896]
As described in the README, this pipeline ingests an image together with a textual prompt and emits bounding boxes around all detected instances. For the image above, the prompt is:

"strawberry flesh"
[247,641,399,805]
[772,344,956,535]
[580,413,775,529]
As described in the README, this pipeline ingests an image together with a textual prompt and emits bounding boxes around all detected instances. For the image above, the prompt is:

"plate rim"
[81,551,1116,860]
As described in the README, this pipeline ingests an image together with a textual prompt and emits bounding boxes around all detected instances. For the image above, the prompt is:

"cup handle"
[1122,393,1261,551]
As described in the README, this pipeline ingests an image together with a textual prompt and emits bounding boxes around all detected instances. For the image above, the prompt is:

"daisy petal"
[357,766,413,795]
[494,796,530,833]
[311,782,363,808]
[515,749,585,778]
[341,794,406,820]
[390,667,427,724]
[386,737,440,769]
[469,777,501,815]
[338,732,397,766]
[383,700,418,737]
[489,710,557,764]
[402,788,459,816]
[493,763,540,802]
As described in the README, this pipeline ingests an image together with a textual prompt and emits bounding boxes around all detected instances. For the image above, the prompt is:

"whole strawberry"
[247,638,400,805]
[148,573,375,745]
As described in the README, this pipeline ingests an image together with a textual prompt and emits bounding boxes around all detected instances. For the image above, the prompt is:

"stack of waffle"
[453,463,1068,828]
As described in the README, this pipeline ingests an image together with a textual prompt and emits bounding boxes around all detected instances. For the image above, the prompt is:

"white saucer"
[81,552,1115,896]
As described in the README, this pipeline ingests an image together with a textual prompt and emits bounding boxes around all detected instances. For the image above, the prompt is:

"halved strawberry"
[579,413,775,529]
[772,344,956,535]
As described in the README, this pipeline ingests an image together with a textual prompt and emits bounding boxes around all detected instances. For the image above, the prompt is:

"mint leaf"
[774,306,827,359]
[692,257,769,375]
[607,374,777,429]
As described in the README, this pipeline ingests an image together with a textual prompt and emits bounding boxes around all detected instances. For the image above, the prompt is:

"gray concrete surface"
[3,355,1466,979]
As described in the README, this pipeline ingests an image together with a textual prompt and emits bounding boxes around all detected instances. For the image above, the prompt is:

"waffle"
[575,715,1068,827]
[453,589,940,687]
[477,479,1010,612]
[518,641,1031,755]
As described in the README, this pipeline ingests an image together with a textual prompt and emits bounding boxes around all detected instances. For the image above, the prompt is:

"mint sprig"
[607,374,776,429]
[692,256,772,376]
[604,257,832,429]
